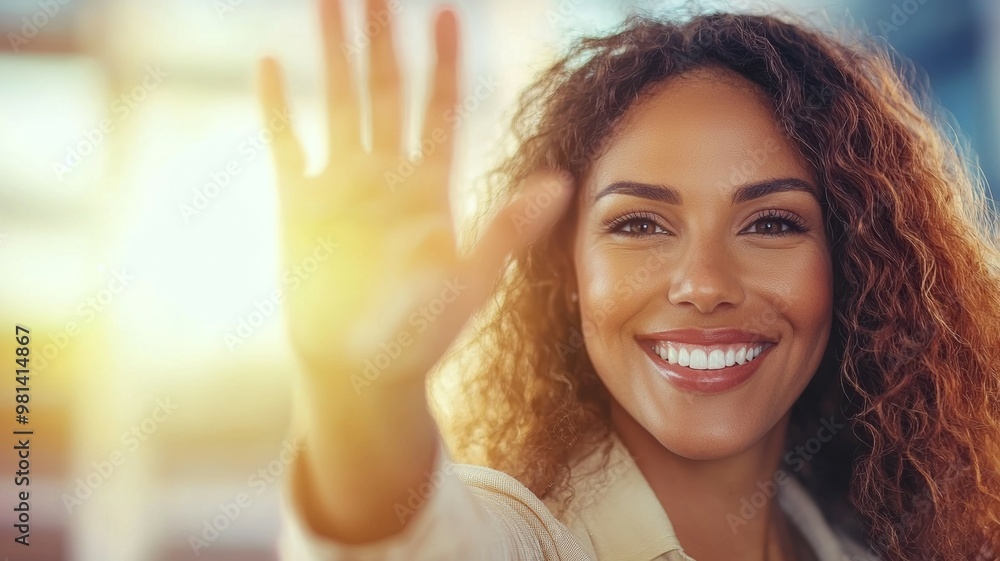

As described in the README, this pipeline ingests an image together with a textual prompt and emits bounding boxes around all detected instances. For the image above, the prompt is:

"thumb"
[424,169,572,332]
[507,170,576,247]
[396,171,574,370]
[472,170,575,269]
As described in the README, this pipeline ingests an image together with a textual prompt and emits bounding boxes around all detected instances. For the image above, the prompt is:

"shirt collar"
[553,433,692,560]
[550,432,856,561]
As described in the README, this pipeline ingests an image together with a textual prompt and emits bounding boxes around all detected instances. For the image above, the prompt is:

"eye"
[743,210,808,237]
[605,211,668,237]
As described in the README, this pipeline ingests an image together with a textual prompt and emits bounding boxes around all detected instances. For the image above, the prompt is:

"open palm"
[256,0,572,392]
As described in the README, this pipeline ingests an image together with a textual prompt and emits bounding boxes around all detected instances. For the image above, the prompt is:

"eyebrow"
[593,177,818,205]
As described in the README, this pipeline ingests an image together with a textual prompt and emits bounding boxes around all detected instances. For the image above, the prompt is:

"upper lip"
[638,328,776,346]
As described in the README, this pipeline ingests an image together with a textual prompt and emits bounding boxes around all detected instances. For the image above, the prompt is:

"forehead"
[586,67,816,198]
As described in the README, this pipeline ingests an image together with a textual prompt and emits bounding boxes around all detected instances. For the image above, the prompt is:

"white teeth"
[689,349,708,369]
[653,342,770,369]
[735,347,747,365]
[707,349,726,370]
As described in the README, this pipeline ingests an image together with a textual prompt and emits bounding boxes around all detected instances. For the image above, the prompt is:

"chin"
[614,388,785,461]
[652,420,763,461]
[647,412,760,460]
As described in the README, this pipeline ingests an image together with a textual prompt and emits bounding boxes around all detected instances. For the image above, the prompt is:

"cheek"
[786,246,833,331]
[575,244,670,343]
[752,244,833,354]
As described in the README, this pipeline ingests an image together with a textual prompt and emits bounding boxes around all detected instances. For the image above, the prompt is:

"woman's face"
[573,68,833,459]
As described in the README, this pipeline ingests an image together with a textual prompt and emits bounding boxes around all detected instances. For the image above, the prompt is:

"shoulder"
[778,476,882,561]
[451,463,596,560]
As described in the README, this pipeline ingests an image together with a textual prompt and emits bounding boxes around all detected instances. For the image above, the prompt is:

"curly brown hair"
[433,11,1000,560]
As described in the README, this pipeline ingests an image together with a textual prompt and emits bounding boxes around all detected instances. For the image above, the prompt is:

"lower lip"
[642,343,775,394]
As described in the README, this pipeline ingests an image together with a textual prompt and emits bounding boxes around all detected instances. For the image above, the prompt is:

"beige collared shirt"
[279,433,876,560]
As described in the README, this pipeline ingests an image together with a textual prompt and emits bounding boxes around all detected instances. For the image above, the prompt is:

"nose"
[666,236,745,314]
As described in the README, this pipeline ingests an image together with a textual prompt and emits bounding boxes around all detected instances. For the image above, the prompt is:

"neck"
[610,400,801,561]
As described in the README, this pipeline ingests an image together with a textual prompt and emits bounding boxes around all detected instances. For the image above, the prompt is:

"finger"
[350,172,574,384]
[423,10,459,141]
[415,171,575,365]
[419,9,459,203]
[368,171,574,378]
[257,57,306,183]
[366,0,402,151]
[320,0,359,153]
[469,171,575,268]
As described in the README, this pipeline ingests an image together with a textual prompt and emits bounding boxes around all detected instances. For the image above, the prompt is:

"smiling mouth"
[638,339,777,394]
[649,341,776,370]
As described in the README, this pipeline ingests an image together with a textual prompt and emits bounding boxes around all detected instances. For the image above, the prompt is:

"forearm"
[291,371,439,544]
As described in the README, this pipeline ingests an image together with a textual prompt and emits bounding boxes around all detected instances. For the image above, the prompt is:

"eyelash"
[604,209,809,238]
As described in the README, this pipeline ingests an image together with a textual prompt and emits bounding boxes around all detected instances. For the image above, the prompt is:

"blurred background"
[0,0,996,559]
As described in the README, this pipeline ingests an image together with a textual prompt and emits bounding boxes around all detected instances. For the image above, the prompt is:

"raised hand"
[255,0,573,542]
[259,0,569,389]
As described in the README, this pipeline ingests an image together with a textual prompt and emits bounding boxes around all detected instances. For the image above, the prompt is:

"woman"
[260,0,1000,559]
